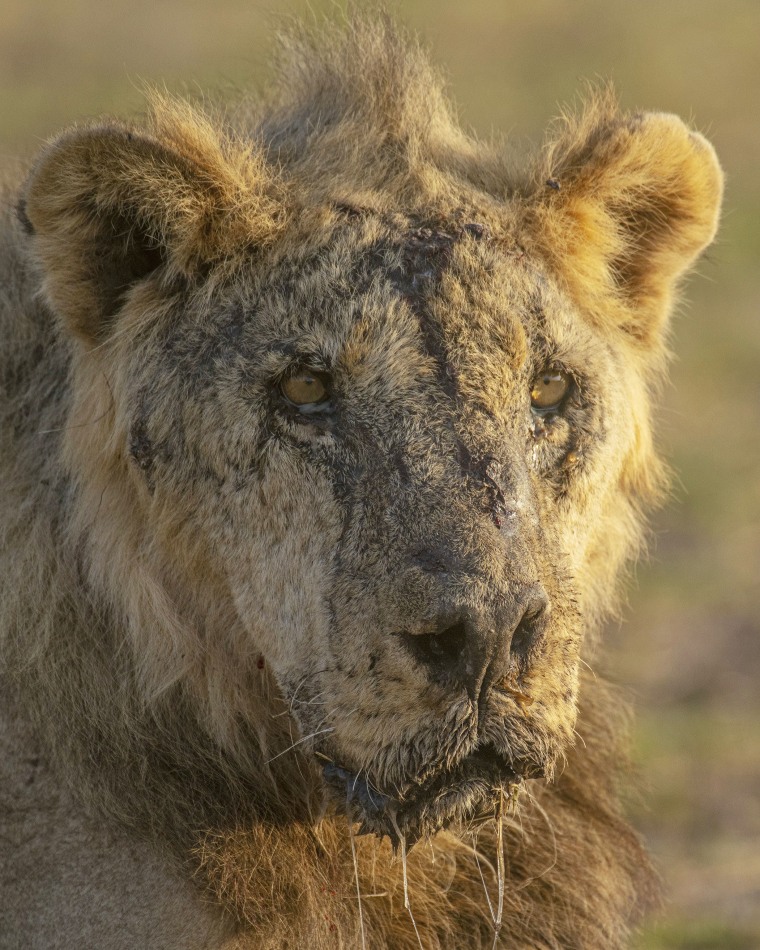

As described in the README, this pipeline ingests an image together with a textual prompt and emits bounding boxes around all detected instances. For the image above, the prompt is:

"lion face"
[107,212,643,842]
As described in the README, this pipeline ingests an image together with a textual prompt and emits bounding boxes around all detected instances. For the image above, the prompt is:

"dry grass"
[3,2,758,946]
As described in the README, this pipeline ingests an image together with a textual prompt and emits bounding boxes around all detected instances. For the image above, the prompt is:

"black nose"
[397,589,548,701]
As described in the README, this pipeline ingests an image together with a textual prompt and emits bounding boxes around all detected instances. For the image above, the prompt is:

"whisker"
[518,788,559,885]
[271,691,327,719]
[287,670,330,713]
[38,409,111,435]
[492,794,505,948]
[264,726,335,764]
[473,842,496,923]
[389,811,424,950]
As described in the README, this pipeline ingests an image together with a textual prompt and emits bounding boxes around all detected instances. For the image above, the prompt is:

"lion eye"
[280,371,330,407]
[530,369,570,412]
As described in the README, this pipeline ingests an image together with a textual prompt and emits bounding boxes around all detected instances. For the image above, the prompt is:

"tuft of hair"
[253,14,514,208]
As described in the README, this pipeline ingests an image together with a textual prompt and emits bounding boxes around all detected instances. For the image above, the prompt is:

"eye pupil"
[531,369,570,411]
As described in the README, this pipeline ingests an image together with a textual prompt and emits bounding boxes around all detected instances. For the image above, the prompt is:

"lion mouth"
[321,744,522,846]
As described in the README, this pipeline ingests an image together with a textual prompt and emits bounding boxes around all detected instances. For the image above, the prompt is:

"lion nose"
[397,588,549,702]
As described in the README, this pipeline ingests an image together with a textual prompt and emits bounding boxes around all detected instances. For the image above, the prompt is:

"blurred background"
[2,1,758,946]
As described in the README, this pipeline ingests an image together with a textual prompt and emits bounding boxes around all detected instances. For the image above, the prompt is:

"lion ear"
[526,97,723,351]
[22,103,287,344]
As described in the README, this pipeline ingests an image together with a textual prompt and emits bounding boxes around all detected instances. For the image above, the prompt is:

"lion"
[0,18,722,950]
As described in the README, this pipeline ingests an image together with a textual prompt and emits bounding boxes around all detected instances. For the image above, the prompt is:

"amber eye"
[530,369,570,412]
[280,370,330,407]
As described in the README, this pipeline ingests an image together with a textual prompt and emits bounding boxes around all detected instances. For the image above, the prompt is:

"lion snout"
[393,585,549,705]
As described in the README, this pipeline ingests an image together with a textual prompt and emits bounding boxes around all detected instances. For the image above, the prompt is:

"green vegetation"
[3,2,758,945]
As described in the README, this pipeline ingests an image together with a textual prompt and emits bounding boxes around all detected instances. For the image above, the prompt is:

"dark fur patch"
[15,198,34,236]
[128,416,155,489]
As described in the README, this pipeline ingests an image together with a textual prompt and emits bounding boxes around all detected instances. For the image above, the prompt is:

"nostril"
[510,618,537,662]
[509,596,548,662]
[399,621,468,677]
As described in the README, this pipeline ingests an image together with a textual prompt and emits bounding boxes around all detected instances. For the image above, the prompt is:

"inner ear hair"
[90,206,168,336]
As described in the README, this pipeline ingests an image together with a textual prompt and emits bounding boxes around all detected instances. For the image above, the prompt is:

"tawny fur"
[0,17,722,950]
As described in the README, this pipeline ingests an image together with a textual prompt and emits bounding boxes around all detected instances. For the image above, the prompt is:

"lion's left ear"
[525,100,723,351]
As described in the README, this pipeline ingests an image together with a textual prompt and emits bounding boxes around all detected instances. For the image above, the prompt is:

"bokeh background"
[2,2,758,946]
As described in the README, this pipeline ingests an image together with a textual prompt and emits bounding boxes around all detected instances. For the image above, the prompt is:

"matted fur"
[0,17,721,949]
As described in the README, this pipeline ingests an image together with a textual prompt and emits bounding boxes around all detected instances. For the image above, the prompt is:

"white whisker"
[473,842,496,923]
[492,794,505,948]
[389,811,424,950]
[264,726,335,764]
[518,788,559,885]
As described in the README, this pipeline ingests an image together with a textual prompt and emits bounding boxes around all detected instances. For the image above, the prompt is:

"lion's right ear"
[22,102,288,344]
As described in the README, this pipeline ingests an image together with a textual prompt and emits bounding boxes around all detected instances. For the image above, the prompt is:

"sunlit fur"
[1,17,722,949]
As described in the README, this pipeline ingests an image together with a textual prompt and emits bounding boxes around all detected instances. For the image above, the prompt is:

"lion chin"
[321,745,522,846]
